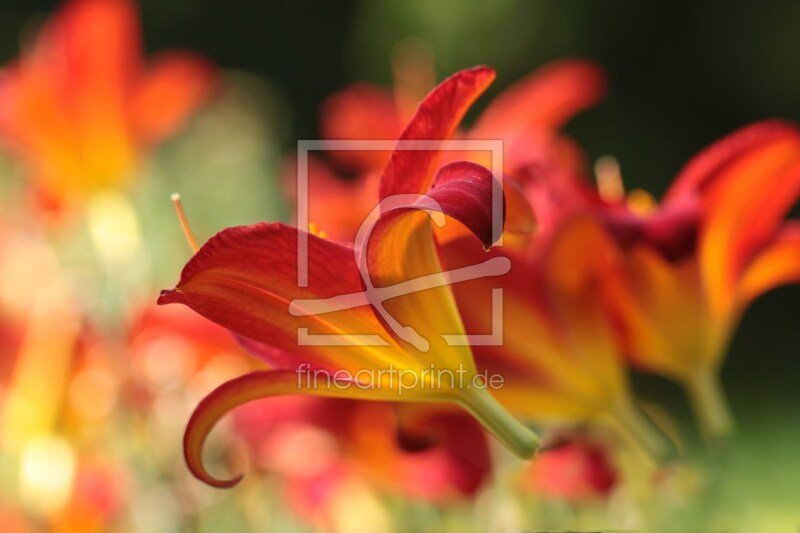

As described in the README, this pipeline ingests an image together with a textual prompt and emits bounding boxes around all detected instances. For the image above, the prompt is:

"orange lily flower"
[0,0,216,208]
[606,121,800,440]
[159,67,540,487]
[292,59,604,241]
[523,120,800,440]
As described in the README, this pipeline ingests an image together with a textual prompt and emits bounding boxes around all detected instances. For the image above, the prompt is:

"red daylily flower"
[525,120,800,439]
[291,59,604,242]
[159,67,540,487]
[610,121,800,439]
[0,0,216,208]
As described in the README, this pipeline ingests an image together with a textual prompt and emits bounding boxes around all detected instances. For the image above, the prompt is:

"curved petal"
[737,221,800,307]
[158,222,403,373]
[130,52,217,145]
[229,389,490,501]
[700,143,800,315]
[184,370,409,487]
[379,66,495,199]
[471,59,606,139]
[665,120,800,202]
[426,160,503,248]
[434,176,535,247]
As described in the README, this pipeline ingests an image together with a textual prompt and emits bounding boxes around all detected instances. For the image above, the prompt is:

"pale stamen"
[594,155,625,202]
[171,193,200,253]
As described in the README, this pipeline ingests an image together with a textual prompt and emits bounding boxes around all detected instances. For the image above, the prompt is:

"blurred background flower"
[0,0,215,214]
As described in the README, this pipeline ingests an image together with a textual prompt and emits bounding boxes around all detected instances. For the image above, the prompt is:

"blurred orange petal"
[472,59,606,140]
[738,222,800,307]
[130,52,217,145]
[699,132,800,315]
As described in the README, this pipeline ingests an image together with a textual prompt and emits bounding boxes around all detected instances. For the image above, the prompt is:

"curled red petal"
[379,66,495,200]
[426,160,503,248]
[369,160,502,262]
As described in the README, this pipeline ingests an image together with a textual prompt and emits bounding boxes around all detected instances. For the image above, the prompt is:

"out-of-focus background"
[0,1,798,531]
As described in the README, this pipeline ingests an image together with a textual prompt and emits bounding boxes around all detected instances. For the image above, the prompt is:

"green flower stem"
[458,387,540,459]
[611,398,677,462]
[684,367,734,443]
